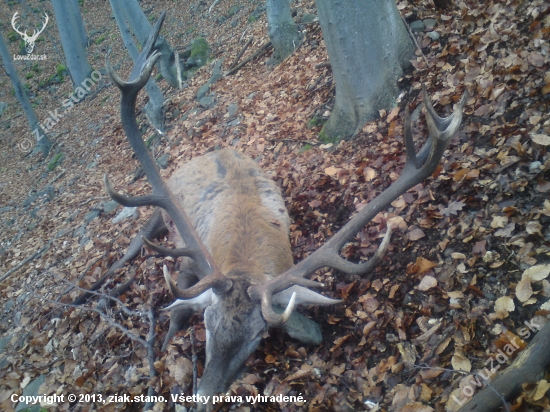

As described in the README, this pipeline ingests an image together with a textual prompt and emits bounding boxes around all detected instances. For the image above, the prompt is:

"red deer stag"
[79,12,467,407]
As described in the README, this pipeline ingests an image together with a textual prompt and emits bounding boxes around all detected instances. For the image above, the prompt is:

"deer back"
[165,148,293,282]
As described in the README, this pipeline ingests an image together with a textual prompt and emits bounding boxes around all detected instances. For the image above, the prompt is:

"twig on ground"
[226,41,272,76]
[400,14,429,67]
[228,37,253,72]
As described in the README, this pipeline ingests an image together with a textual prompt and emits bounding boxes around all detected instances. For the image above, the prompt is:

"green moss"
[190,37,211,67]
[95,35,105,45]
[248,15,257,23]
[318,126,343,144]
[7,31,18,42]
[155,73,163,81]
[298,143,313,153]
[227,6,241,17]
[47,153,64,171]
[56,64,67,77]
[307,115,325,130]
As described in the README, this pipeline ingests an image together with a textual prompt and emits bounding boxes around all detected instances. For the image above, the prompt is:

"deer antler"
[104,11,232,299]
[249,88,468,325]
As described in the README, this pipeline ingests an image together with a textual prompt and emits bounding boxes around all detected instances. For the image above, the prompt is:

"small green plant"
[299,143,313,153]
[155,73,163,81]
[248,15,257,23]
[307,115,325,130]
[7,31,18,42]
[31,63,41,73]
[95,35,105,45]
[78,0,84,5]
[227,6,240,17]
[56,64,67,77]
[47,153,64,171]
[25,72,34,79]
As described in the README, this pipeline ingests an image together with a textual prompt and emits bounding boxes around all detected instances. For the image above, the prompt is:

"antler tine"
[142,236,200,259]
[104,174,166,207]
[249,87,467,323]
[249,277,322,327]
[163,266,231,299]
[105,16,228,287]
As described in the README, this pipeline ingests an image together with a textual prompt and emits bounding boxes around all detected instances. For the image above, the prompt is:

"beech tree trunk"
[109,0,165,132]
[114,0,181,89]
[266,0,303,64]
[51,0,93,86]
[316,0,415,142]
[0,32,52,156]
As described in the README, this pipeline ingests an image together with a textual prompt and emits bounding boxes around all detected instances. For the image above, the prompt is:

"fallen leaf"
[522,264,550,281]
[530,133,550,145]
[363,167,376,181]
[451,351,471,372]
[409,228,426,241]
[494,296,515,319]
[418,276,437,291]
[324,166,339,177]
[490,215,508,228]
[516,277,533,302]
[495,222,515,237]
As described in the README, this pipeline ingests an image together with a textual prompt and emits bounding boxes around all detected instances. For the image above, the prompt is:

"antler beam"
[249,87,468,325]
[104,12,231,295]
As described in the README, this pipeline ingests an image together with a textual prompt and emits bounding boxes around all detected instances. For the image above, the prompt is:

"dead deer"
[78,13,466,408]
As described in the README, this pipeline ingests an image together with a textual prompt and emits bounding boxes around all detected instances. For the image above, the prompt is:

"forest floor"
[1,0,550,411]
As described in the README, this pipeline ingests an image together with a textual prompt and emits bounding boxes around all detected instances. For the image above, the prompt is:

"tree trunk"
[110,0,165,132]
[0,31,52,156]
[51,0,93,86]
[116,0,181,89]
[316,0,415,142]
[266,0,303,64]
[70,0,89,51]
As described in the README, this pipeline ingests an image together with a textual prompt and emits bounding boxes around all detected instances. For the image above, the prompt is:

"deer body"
[165,148,293,280]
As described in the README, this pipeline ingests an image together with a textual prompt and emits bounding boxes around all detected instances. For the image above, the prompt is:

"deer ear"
[272,285,341,307]
[162,289,213,311]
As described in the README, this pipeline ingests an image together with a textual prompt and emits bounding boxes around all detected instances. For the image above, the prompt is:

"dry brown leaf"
[451,350,472,372]
[324,166,339,177]
[526,380,550,402]
[418,276,437,291]
[490,215,508,228]
[494,296,515,319]
[526,221,543,236]
[522,264,550,281]
[363,166,376,181]
[401,403,434,412]
[530,133,550,145]
[495,222,515,237]
[411,257,438,275]
[516,277,533,303]
[409,228,426,241]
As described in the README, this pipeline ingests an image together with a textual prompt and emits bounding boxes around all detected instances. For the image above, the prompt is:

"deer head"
[11,11,48,54]
[103,12,467,408]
